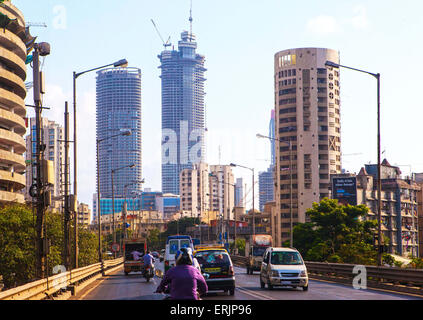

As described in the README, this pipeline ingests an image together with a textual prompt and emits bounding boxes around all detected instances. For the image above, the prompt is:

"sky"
[14,0,423,210]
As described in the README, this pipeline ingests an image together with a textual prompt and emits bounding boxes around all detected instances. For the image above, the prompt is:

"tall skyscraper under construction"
[158,19,207,195]
[95,67,142,209]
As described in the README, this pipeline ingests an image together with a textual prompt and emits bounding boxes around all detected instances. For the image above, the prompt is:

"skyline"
[17,0,423,209]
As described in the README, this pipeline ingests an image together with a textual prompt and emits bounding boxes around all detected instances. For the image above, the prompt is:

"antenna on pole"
[189,0,193,41]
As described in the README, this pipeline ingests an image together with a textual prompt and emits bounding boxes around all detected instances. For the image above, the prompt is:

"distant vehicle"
[259,247,308,291]
[164,235,194,272]
[245,234,273,274]
[194,248,235,296]
[123,238,146,276]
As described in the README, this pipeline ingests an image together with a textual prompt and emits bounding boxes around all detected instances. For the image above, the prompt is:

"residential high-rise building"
[0,1,31,204]
[159,29,207,195]
[96,67,142,207]
[209,165,235,221]
[259,166,275,212]
[180,162,210,217]
[259,110,277,212]
[25,118,65,210]
[274,48,342,245]
[235,178,244,207]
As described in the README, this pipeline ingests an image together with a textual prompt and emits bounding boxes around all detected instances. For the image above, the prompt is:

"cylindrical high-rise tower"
[0,1,31,204]
[96,67,142,199]
[274,48,342,246]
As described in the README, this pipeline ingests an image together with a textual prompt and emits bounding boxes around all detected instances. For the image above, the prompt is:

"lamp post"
[111,163,135,258]
[257,133,293,248]
[73,58,128,268]
[96,130,131,273]
[325,60,382,266]
[230,163,255,237]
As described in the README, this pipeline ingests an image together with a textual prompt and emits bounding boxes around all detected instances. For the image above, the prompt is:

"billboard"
[332,177,357,206]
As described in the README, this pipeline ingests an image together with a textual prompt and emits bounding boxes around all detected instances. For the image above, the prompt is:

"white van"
[259,247,309,291]
[164,235,194,272]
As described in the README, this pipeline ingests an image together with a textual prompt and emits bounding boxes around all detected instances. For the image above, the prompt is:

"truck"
[245,234,272,275]
[123,238,146,276]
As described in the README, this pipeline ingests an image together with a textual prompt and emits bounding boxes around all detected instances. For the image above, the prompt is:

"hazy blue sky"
[15,0,423,209]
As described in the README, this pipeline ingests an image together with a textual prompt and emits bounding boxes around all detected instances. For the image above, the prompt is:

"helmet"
[175,247,193,266]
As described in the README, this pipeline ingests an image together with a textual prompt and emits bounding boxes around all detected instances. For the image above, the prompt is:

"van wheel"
[303,285,309,291]
[124,272,129,276]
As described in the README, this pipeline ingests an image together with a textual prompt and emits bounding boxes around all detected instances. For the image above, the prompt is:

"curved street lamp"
[73,58,128,268]
[96,130,132,273]
[325,60,382,266]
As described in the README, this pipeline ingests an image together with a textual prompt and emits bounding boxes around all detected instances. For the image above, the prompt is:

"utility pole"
[63,102,71,270]
[32,42,50,279]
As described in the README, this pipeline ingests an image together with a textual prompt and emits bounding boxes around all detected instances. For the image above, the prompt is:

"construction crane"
[151,19,171,50]
[26,22,47,28]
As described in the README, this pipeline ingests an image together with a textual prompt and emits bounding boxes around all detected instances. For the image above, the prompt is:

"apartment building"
[274,48,342,245]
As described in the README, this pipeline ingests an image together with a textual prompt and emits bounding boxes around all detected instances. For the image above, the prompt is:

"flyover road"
[70,264,422,301]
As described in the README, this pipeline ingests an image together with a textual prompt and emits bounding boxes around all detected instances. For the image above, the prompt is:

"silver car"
[260,247,309,291]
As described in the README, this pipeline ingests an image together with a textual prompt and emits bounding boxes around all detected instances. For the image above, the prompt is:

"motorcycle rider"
[155,247,208,300]
[143,250,155,277]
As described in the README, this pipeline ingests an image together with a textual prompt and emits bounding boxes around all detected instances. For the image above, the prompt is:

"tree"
[294,198,378,264]
[0,205,36,288]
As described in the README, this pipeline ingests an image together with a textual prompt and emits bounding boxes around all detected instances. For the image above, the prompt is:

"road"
[71,263,422,300]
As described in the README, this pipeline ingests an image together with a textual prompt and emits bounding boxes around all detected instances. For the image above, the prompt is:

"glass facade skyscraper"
[96,67,142,201]
[159,31,207,195]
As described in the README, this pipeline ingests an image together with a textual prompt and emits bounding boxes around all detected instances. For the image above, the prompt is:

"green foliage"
[408,257,423,269]
[0,205,103,290]
[232,238,245,256]
[77,227,99,266]
[393,260,404,268]
[293,198,378,265]
[382,253,395,266]
[0,205,36,288]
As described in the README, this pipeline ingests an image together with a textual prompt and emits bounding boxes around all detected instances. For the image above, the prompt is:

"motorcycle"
[143,264,155,282]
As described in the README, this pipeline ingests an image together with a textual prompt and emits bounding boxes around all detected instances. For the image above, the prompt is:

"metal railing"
[0,258,123,300]
[230,255,423,296]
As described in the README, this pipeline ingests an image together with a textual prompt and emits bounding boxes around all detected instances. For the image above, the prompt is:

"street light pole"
[111,163,135,258]
[96,130,131,273]
[325,61,383,266]
[230,163,255,237]
[73,59,128,268]
[256,134,293,247]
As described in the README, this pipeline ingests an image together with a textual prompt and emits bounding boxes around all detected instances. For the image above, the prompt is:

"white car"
[259,247,309,291]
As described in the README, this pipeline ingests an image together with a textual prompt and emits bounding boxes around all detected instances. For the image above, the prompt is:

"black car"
[194,249,235,296]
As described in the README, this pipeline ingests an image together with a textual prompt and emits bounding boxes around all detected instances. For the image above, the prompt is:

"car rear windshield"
[271,251,303,265]
[253,247,267,257]
[195,250,230,267]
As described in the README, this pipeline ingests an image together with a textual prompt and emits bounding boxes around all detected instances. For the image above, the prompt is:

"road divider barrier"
[230,255,423,296]
[0,258,123,300]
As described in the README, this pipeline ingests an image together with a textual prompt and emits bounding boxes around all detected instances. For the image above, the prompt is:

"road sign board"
[111,243,120,252]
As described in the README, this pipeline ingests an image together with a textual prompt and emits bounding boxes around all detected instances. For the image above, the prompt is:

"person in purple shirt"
[155,247,208,300]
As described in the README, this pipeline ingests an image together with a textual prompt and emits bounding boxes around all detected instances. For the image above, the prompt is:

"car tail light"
[229,266,234,276]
